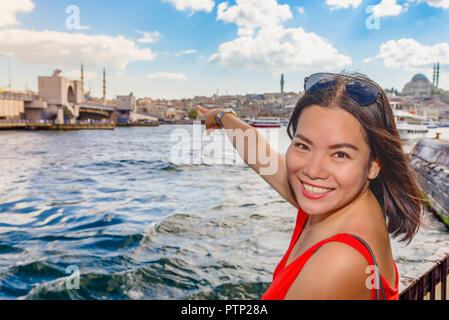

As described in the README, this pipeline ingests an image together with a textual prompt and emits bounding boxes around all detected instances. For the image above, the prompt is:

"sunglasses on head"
[304,72,382,106]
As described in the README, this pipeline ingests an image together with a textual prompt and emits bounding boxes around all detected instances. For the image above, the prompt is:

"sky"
[0,0,448,99]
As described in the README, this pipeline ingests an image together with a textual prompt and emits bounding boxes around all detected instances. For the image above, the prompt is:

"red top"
[261,207,399,300]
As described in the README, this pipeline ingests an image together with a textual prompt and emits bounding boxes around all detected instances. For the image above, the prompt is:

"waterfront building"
[116,92,137,123]
[0,69,117,123]
[34,69,82,123]
[1,70,83,123]
[0,91,27,120]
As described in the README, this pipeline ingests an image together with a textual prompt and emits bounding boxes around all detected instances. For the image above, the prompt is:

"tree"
[188,109,198,119]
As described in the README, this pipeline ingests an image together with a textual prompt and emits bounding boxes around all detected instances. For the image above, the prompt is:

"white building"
[116,92,137,122]
[21,69,82,123]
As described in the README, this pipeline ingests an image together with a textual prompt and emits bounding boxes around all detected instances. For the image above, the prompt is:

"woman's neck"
[306,181,374,233]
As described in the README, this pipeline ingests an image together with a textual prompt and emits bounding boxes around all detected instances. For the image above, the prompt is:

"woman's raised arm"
[196,105,298,209]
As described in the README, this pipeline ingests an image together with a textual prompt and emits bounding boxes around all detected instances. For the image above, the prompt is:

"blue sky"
[0,0,448,99]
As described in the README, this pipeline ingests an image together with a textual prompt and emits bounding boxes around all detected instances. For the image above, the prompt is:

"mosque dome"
[411,74,429,83]
[402,73,434,96]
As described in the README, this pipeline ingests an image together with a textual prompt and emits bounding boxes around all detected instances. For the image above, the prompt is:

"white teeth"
[303,183,333,194]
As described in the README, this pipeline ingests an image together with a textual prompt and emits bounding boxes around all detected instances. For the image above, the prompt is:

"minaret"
[436,62,440,88]
[280,73,284,94]
[80,63,85,95]
[102,67,106,102]
[433,63,436,86]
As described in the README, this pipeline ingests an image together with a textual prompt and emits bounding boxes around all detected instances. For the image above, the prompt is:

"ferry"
[421,119,439,129]
[438,120,449,128]
[247,117,281,128]
[391,101,428,141]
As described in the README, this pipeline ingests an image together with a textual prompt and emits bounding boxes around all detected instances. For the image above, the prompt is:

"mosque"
[401,62,442,97]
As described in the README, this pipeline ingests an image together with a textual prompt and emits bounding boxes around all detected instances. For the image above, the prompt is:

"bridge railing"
[400,253,449,300]
[0,119,54,124]
[0,119,114,125]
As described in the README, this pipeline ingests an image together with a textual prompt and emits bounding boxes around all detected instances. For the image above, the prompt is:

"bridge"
[78,102,115,120]
[136,111,166,122]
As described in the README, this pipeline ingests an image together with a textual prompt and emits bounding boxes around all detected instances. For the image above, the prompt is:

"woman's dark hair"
[286,71,423,243]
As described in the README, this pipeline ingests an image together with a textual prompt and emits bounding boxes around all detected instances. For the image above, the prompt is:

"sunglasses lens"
[345,80,379,106]
[305,73,338,93]
[305,73,380,106]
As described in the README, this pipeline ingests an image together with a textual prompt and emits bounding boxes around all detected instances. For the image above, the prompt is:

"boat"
[421,119,439,129]
[280,118,290,127]
[391,101,428,141]
[247,117,281,128]
[438,120,449,128]
[410,138,449,227]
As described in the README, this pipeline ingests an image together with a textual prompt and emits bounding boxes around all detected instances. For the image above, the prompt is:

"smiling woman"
[197,71,423,300]
[263,72,423,300]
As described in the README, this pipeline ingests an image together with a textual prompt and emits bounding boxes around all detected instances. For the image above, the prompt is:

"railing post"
[442,259,447,300]
[429,268,432,300]
[418,278,424,299]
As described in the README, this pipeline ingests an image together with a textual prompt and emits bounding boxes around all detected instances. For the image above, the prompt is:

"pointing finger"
[196,105,209,115]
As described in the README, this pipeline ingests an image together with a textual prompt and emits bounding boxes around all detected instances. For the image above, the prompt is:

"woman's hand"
[196,105,224,135]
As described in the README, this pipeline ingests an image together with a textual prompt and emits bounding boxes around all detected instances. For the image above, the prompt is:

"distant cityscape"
[1,63,449,127]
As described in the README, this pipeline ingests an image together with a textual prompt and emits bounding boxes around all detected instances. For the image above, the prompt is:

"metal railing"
[0,119,114,124]
[400,253,449,300]
[0,91,36,101]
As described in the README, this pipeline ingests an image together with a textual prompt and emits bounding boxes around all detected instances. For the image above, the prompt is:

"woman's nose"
[302,153,329,180]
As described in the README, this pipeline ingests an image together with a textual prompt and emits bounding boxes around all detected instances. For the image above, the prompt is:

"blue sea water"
[0,125,448,299]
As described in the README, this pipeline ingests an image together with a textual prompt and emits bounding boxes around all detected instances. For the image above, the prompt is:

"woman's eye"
[334,151,349,159]
[294,143,309,150]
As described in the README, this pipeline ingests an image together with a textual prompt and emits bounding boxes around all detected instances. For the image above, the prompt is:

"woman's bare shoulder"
[343,213,396,287]
[284,241,372,299]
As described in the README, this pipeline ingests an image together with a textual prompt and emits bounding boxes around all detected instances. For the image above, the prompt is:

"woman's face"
[286,105,375,216]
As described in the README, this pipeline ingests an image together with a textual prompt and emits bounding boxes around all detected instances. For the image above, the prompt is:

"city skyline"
[0,0,448,100]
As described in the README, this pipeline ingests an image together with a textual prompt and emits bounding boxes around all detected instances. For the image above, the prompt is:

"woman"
[196,72,423,300]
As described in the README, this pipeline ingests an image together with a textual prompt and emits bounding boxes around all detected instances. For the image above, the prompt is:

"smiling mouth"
[301,181,335,195]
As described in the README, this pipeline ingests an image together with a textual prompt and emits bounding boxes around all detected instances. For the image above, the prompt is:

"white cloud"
[325,0,362,10]
[146,72,187,80]
[136,30,161,44]
[209,25,352,73]
[0,29,157,71]
[63,70,97,81]
[296,6,305,14]
[437,72,449,90]
[210,0,351,73]
[364,38,449,70]
[217,0,292,36]
[371,0,406,17]
[176,49,197,56]
[409,0,449,9]
[0,0,35,28]
[326,0,449,17]
[164,0,214,13]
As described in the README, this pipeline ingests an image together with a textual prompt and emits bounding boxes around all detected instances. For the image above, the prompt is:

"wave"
[14,259,269,300]
[187,281,270,300]
[16,256,205,300]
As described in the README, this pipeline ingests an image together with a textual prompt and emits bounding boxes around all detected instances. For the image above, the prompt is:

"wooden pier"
[0,120,161,130]
[116,121,159,127]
